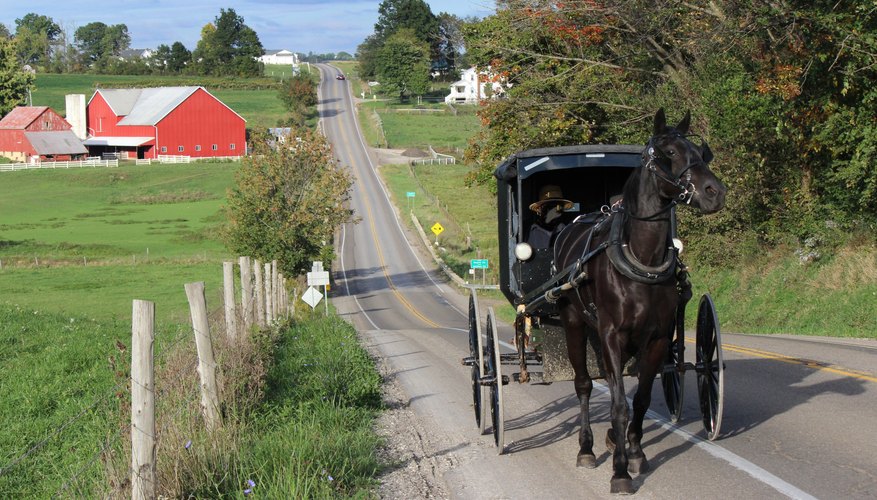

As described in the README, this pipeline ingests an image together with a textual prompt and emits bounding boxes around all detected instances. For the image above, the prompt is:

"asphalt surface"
[316,63,877,499]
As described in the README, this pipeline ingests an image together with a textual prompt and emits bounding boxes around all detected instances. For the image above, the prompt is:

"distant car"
[336,74,346,80]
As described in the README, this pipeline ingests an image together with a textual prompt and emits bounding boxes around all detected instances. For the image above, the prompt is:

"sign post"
[406,191,415,212]
[470,259,489,285]
[306,261,330,315]
[431,222,444,245]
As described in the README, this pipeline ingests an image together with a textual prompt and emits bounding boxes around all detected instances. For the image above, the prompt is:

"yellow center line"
[685,337,877,382]
[334,96,441,329]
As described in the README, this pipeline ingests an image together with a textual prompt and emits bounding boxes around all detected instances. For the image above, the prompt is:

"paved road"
[316,63,877,499]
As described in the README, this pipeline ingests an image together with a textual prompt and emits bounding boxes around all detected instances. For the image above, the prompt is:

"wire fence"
[0,257,293,498]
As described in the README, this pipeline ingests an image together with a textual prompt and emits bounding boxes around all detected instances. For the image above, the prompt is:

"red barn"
[83,86,246,160]
[0,106,87,162]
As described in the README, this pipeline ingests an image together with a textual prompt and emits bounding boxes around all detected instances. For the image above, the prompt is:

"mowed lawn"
[0,163,238,322]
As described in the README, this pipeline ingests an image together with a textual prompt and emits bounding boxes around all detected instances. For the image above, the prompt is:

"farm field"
[0,162,237,322]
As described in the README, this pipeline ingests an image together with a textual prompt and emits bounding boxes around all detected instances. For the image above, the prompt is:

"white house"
[258,49,299,66]
[444,67,507,104]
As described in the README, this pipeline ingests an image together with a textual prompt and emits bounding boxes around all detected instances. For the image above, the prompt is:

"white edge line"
[329,65,812,499]
[498,338,814,499]
[340,70,447,295]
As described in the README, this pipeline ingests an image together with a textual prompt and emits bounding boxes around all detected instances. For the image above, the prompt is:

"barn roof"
[94,86,245,126]
[97,87,200,125]
[0,106,52,129]
[24,130,88,155]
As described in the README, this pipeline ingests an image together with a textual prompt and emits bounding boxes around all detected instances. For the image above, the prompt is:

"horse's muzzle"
[696,177,727,214]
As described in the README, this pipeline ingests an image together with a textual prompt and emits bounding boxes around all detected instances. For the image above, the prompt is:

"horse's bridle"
[644,134,704,206]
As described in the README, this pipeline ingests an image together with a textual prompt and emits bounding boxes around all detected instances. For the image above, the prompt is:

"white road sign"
[307,270,330,286]
[302,286,323,309]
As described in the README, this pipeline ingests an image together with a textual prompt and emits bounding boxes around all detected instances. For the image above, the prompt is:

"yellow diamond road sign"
[431,223,444,236]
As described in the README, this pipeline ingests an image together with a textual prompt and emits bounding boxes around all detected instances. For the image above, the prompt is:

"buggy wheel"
[485,307,505,453]
[696,293,724,441]
[661,336,684,423]
[468,290,486,434]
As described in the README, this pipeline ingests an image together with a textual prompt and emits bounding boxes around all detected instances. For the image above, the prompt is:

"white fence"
[410,145,457,166]
[0,159,119,172]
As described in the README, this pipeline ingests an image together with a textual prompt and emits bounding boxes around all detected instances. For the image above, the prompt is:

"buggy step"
[513,371,550,384]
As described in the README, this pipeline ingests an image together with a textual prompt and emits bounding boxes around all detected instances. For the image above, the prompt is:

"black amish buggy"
[462,125,727,494]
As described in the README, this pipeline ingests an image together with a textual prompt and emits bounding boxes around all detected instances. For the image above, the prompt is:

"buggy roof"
[494,144,643,181]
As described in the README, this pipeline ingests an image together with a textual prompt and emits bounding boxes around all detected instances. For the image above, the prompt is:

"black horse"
[552,109,726,494]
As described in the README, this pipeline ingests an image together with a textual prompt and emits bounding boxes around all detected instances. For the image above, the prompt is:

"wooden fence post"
[184,282,221,431]
[272,260,279,319]
[239,256,253,331]
[222,261,237,340]
[264,262,274,323]
[131,300,155,500]
[253,260,265,327]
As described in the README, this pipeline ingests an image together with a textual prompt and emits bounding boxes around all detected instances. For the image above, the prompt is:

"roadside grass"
[373,115,877,338]
[0,304,386,497]
[238,313,383,498]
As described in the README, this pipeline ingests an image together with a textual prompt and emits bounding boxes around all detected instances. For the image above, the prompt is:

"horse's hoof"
[628,455,650,474]
[605,430,616,453]
[577,453,597,468]
[610,477,635,495]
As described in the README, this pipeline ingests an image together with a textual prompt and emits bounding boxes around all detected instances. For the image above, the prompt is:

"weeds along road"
[314,64,877,500]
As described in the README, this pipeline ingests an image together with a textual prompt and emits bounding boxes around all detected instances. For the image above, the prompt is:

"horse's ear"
[702,142,714,163]
[676,111,691,135]
[653,108,666,135]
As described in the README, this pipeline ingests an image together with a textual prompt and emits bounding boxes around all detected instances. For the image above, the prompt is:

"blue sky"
[1,0,495,55]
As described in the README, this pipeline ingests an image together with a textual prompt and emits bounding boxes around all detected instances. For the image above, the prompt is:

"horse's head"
[647,109,726,214]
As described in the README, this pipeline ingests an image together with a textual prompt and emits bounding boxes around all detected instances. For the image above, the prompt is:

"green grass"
[0,163,236,322]
[358,101,479,152]
[237,314,383,498]
[0,304,162,497]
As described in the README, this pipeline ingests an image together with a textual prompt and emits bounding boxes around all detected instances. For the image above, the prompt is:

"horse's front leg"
[627,335,669,475]
[601,332,634,494]
[562,316,596,468]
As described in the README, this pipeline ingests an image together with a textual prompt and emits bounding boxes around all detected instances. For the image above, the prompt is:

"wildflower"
[244,479,256,495]
[185,440,192,450]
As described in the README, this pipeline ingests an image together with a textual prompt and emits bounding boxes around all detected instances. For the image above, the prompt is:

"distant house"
[258,49,299,66]
[81,86,246,160]
[119,48,153,61]
[0,106,87,162]
[444,67,507,105]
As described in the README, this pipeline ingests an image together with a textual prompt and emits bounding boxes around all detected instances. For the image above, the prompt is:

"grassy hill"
[0,163,236,322]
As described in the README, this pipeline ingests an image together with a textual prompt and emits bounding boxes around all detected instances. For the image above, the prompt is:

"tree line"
[356,0,471,98]
[1,9,265,77]
[455,0,877,263]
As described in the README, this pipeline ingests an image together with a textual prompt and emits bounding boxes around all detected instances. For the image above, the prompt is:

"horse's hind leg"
[627,336,670,475]
[562,315,596,468]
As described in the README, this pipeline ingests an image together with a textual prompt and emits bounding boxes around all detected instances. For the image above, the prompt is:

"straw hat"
[529,185,573,212]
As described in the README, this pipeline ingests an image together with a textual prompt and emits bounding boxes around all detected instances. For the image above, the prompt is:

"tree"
[0,37,35,116]
[435,12,466,75]
[74,22,130,71]
[168,42,191,73]
[376,28,431,98]
[192,9,263,77]
[224,127,355,276]
[278,74,317,126]
[0,24,10,39]
[374,0,439,47]
[14,13,61,67]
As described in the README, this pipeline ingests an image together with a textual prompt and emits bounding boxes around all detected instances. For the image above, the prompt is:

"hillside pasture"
[0,163,236,322]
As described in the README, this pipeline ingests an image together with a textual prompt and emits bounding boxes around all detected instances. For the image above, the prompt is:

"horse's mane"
[621,155,646,215]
